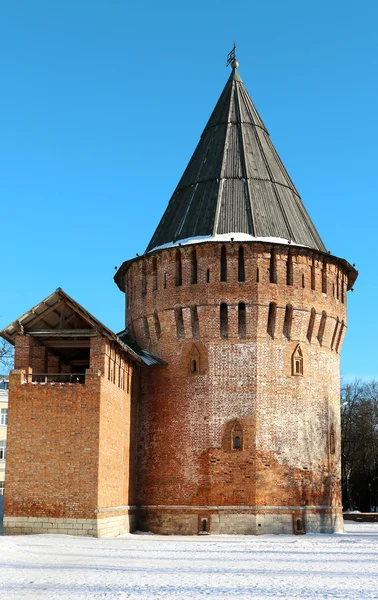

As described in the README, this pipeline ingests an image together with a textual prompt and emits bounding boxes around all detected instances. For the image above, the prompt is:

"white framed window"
[0,408,8,426]
[0,481,4,494]
[0,440,6,460]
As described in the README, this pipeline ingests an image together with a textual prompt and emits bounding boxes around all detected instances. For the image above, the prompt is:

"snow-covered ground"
[0,523,377,599]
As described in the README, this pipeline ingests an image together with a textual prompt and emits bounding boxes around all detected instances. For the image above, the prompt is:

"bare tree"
[0,338,14,371]
[341,379,378,512]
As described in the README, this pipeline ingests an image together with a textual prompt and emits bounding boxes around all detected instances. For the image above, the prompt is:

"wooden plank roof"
[146,66,326,253]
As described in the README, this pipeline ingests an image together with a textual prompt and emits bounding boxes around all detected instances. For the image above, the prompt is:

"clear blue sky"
[1,1,377,380]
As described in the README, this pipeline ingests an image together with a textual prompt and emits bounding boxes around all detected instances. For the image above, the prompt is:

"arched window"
[302,273,305,288]
[220,303,228,339]
[267,302,277,338]
[188,344,200,375]
[269,248,277,284]
[329,424,336,455]
[296,518,303,532]
[191,247,198,284]
[153,310,161,340]
[286,249,293,286]
[238,246,245,282]
[238,302,246,339]
[175,250,182,286]
[206,269,210,283]
[283,304,293,340]
[292,344,303,376]
[317,311,327,346]
[191,359,197,373]
[175,306,184,340]
[201,519,207,532]
[232,422,243,450]
[307,308,316,343]
[152,256,158,291]
[191,305,199,339]
[220,246,227,282]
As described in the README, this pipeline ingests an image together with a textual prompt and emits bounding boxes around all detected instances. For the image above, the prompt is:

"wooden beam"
[29,329,95,337]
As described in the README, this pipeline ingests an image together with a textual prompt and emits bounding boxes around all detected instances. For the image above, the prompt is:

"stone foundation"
[3,511,137,537]
[137,506,344,535]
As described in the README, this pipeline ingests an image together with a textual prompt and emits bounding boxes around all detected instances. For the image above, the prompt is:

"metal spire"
[226,43,239,69]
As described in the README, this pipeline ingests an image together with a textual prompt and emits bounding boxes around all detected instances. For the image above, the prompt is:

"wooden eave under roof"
[0,288,166,367]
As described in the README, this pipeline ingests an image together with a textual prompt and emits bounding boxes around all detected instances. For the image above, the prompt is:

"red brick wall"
[125,242,348,525]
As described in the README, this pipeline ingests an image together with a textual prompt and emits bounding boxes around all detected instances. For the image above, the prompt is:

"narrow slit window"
[206,269,210,283]
[292,344,303,376]
[175,250,182,286]
[267,302,277,338]
[256,267,259,283]
[191,359,197,373]
[341,279,345,304]
[220,303,228,339]
[307,308,316,343]
[191,247,198,284]
[302,273,305,288]
[283,304,293,340]
[238,246,245,282]
[152,256,158,291]
[191,305,199,339]
[220,246,227,282]
[335,321,345,353]
[296,519,303,532]
[336,275,340,299]
[286,250,293,286]
[238,302,246,339]
[311,259,316,290]
[330,318,340,351]
[322,260,327,294]
[153,310,161,340]
[175,306,185,340]
[269,248,277,284]
[232,422,243,450]
[163,272,167,289]
[329,424,336,455]
[317,311,327,346]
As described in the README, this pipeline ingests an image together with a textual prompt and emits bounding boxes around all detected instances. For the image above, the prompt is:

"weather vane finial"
[226,42,239,69]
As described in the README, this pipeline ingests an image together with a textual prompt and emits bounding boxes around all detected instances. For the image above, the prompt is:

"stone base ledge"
[3,513,136,538]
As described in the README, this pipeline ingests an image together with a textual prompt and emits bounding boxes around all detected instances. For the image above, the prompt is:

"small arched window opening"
[153,310,161,340]
[330,318,340,351]
[256,267,259,283]
[188,345,200,375]
[175,306,184,340]
[317,311,327,346]
[292,344,303,376]
[283,304,293,340]
[163,272,167,289]
[206,268,210,283]
[267,302,277,339]
[220,303,228,339]
[302,273,305,288]
[307,308,316,343]
[191,359,197,373]
[201,519,207,532]
[238,246,245,282]
[238,302,246,339]
[191,247,198,284]
[322,260,327,294]
[269,248,277,284]
[296,519,303,532]
[191,305,199,340]
[175,250,182,286]
[329,424,336,455]
[152,257,158,291]
[311,259,316,291]
[220,246,227,282]
[286,250,293,286]
[232,422,243,451]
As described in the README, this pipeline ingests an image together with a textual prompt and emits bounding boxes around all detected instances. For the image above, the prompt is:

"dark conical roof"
[146,66,326,253]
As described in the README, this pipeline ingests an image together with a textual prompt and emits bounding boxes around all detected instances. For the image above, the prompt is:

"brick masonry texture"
[125,241,348,534]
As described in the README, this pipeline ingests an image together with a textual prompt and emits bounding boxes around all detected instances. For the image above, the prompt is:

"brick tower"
[115,56,357,535]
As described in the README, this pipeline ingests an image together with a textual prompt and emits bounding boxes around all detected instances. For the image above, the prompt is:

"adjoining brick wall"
[126,241,348,534]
